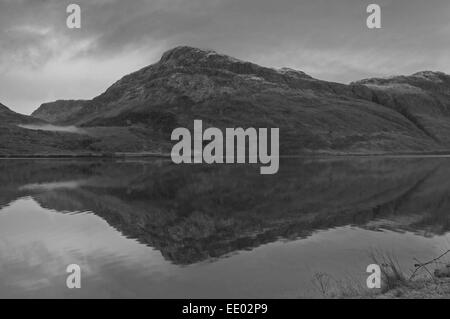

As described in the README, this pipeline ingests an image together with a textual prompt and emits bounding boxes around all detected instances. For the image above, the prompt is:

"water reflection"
[1,157,450,297]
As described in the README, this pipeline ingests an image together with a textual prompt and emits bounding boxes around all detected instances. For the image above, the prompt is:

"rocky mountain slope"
[32,100,89,124]
[3,46,450,155]
[351,71,450,145]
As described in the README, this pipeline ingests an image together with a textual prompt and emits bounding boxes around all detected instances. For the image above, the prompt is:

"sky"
[0,0,449,115]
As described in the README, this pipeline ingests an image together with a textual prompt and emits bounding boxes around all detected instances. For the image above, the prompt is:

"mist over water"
[18,124,86,134]
[1,157,450,298]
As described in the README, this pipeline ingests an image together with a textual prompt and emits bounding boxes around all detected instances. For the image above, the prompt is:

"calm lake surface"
[1,157,450,298]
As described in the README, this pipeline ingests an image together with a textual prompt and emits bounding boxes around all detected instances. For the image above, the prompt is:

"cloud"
[0,0,449,114]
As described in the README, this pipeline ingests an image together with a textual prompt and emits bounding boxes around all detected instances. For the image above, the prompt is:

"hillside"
[32,100,90,123]
[2,46,450,155]
[0,103,100,155]
[351,71,450,145]
[0,102,41,124]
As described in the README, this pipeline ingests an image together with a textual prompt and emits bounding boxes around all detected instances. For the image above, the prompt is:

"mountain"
[351,71,450,145]
[32,100,90,123]
[0,102,40,124]
[0,102,99,155]
[7,46,450,155]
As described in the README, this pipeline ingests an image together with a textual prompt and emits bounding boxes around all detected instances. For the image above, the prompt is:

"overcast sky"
[1,0,449,115]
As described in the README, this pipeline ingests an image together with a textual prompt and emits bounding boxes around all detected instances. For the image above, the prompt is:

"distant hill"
[0,102,41,124]
[32,100,90,124]
[351,71,450,145]
[0,102,101,155]
[4,46,450,155]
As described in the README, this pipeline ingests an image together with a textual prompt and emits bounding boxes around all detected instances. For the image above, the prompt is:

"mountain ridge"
[2,46,450,155]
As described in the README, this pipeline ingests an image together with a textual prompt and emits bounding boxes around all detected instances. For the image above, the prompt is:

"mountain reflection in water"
[1,157,450,298]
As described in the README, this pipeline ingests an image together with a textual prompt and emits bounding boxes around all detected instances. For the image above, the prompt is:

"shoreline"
[3,150,450,159]
[0,152,170,159]
[0,152,172,159]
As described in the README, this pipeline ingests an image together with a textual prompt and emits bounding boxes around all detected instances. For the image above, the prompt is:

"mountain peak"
[156,46,315,85]
[411,71,448,82]
[160,46,214,60]
[159,46,243,68]
[352,70,450,87]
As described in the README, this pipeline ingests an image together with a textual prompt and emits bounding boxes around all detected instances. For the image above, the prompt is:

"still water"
[0,157,450,298]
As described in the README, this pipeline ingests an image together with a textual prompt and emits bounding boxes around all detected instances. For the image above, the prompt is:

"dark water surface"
[1,157,450,298]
